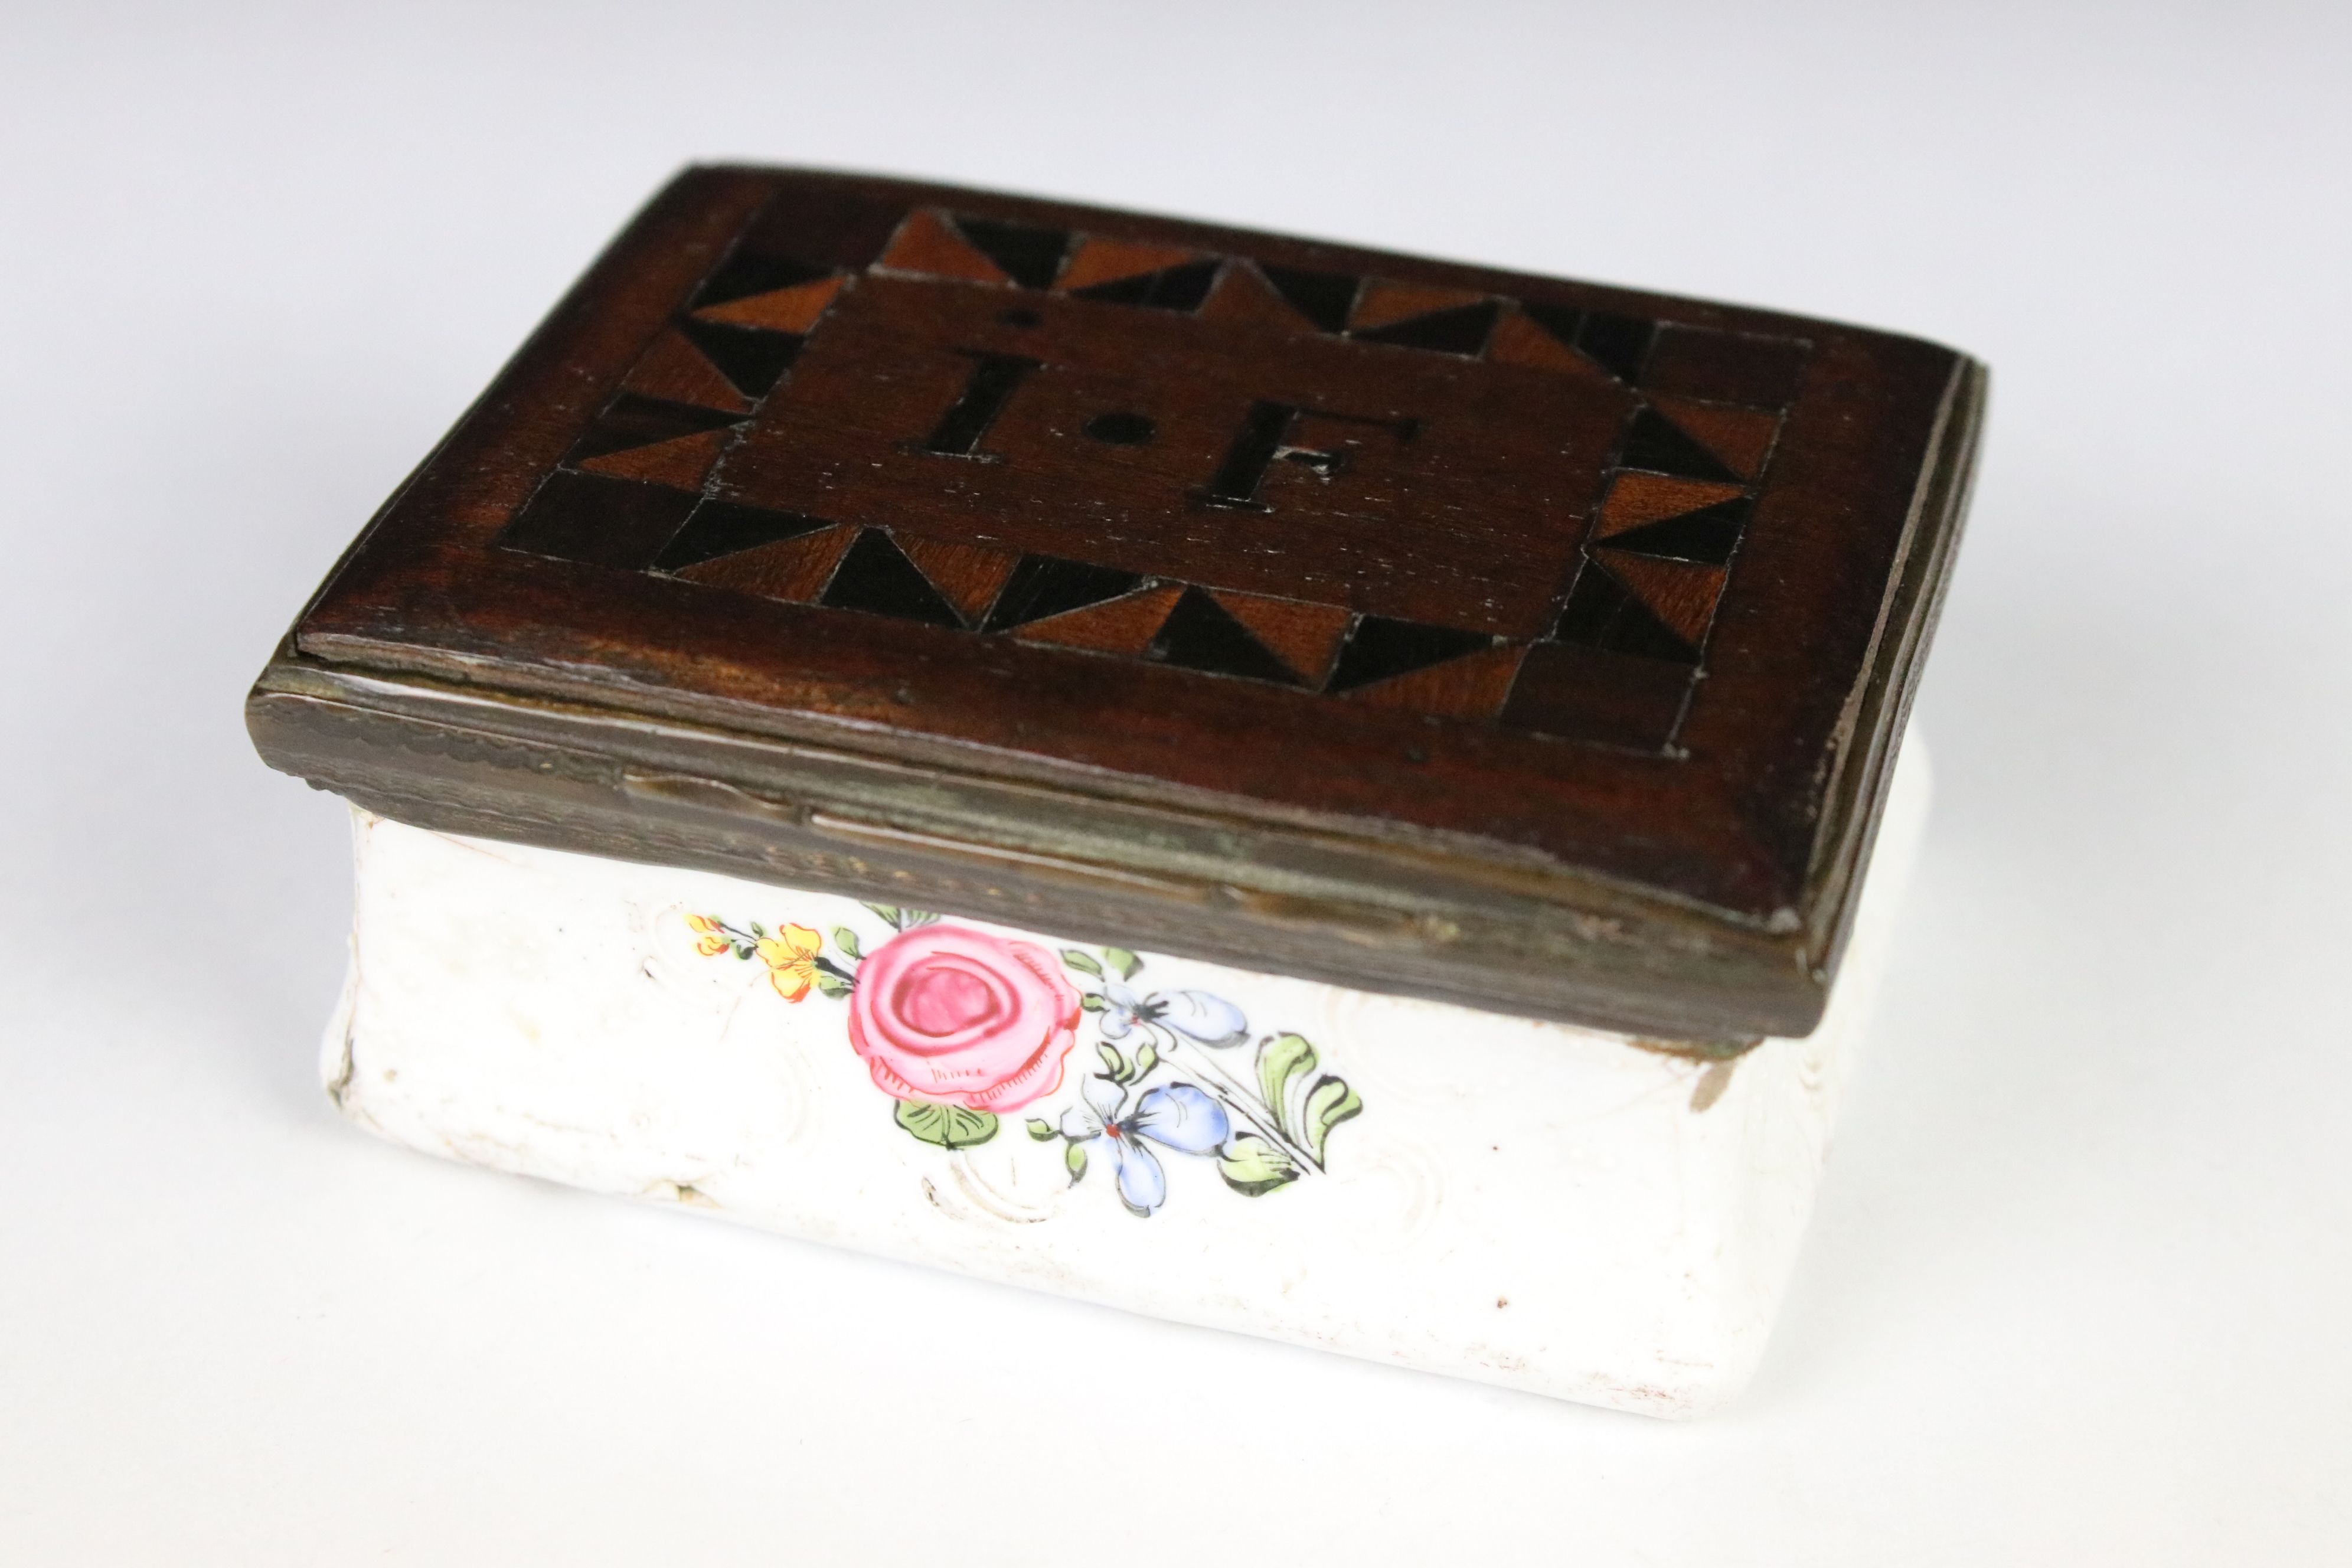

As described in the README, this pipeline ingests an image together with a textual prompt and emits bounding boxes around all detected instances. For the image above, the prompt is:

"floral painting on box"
[685,904,1363,1216]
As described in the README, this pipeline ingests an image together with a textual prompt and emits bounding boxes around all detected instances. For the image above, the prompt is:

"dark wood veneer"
[248,166,1984,1040]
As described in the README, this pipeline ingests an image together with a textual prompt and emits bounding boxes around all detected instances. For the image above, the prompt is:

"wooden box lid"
[247,166,1983,1042]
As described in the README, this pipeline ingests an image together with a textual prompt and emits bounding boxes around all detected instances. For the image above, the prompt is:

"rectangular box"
[251,168,1981,1415]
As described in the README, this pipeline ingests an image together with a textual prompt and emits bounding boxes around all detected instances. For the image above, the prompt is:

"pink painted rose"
[848,924,1082,1112]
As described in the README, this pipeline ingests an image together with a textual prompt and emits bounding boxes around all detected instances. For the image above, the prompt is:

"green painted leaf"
[902,910,940,927]
[1064,1140,1089,1184]
[1081,993,1106,1012]
[749,922,766,937]
[1097,1042,1129,1083]
[1256,1033,1317,1131]
[893,1100,999,1149]
[1130,1041,1158,1081]
[830,926,863,960]
[1025,1118,1057,1141]
[1302,1074,1364,1166]
[1103,947,1141,979]
[1217,1135,1301,1197]
[815,975,851,999]
[860,903,901,929]
[1062,949,1103,978]
[734,945,754,961]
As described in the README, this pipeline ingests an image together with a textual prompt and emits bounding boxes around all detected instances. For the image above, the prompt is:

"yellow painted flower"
[685,913,730,958]
[755,923,827,1002]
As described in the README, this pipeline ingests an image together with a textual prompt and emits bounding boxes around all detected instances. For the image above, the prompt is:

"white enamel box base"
[319,737,1929,1418]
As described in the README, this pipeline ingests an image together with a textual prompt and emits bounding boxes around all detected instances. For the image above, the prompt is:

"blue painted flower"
[1096,984,1250,1048]
[1060,1074,1231,1216]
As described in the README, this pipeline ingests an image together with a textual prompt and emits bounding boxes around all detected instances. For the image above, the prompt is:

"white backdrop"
[3,3,2347,1562]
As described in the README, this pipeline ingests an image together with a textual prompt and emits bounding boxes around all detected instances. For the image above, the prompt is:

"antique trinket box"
[248,167,1981,1417]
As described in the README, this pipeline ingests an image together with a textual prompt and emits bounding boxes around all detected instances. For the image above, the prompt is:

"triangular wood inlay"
[1553,560,1698,663]
[1055,237,1201,294]
[1486,308,1613,380]
[952,215,1070,289]
[1353,302,1497,356]
[1645,396,1781,481]
[1343,643,1528,718]
[1588,551,1728,645]
[567,393,741,463]
[620,331,753,414]
[1618,407,1739,481]
[1014,584,1184,655]
[873,210,1009,285]
[899,536,1022,626]
[1600,498,1747,565]
[1596,472,1748,540]
[576,427,733,491]
[674,522,855,602]
[981,556,1145,632]
[1195,261,1318,332]
[1206,591,1355,686]
[677,320,800,398]
[652,501,832,573]
[693,275,845,335]
[1349,280,1488,333]
[1147,588,1299,684]
[819,530,963,627]
[1327,617,1495,693]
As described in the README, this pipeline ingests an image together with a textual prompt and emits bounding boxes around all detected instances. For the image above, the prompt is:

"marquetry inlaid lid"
[248,166,1982,1040]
